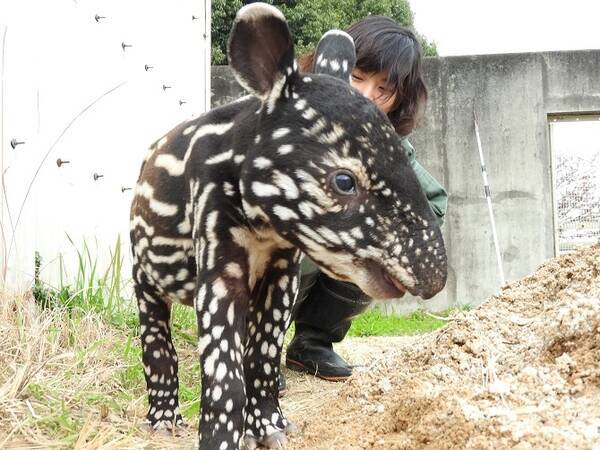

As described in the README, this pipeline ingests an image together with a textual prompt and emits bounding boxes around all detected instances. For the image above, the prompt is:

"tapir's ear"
[312,30,356,83]
[228,3,297,101]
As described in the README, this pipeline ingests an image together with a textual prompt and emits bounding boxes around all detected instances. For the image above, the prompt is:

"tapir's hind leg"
[134,279,183,430]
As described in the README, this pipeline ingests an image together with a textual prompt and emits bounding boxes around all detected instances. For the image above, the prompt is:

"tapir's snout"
[344,223,448,302]
[403,227,448,300]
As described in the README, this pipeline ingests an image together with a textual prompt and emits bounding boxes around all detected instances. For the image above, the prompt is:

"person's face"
[350,68,397,114]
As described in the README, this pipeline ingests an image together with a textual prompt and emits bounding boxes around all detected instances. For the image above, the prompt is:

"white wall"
[0,0,211,291]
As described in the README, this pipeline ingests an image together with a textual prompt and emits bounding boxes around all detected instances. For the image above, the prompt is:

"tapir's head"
[230,3,447,300]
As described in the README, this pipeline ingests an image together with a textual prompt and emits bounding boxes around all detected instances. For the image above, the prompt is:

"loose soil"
[285,244,600,450]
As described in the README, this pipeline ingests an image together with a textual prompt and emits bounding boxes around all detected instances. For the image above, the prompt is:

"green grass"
[33,234,138,332]
[31,400,85,446]
[286,306,464,340]
[348,307,451,337]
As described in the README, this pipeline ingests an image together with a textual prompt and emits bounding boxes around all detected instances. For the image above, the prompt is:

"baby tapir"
[129,3,447,449]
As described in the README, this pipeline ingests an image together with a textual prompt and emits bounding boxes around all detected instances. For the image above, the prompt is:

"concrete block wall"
[409,50,600,310]
[211,50,600,311]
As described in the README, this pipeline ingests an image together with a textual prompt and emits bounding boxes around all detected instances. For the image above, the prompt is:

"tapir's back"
[129,97,259,304]
[132,96,258,226]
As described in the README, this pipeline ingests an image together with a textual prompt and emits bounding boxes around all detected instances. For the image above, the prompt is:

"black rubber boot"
[285,270,370,381]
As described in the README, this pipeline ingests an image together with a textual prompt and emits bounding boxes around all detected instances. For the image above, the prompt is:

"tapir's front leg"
[196,244,250,449]
[242,248,302,449]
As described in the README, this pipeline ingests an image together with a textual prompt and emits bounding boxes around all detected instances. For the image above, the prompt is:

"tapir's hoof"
[144,417,186,437]
[284,420,298,434]
[243,430,288,449]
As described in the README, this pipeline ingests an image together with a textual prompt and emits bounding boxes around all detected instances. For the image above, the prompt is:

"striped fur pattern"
[129,3,447,449]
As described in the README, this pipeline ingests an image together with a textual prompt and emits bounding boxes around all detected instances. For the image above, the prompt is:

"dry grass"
[0,291,198,449]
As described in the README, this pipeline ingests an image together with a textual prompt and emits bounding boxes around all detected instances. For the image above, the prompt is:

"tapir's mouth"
[326,266,407,299]
[382,270,407,298]
[353,259,413,299]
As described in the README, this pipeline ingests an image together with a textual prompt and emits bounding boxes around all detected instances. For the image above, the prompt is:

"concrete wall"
[210,50,600,312]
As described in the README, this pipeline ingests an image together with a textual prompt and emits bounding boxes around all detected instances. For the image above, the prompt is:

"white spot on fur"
[204,348,220,376]
[227,302,235,326]
[223,181,236,196]
[306,117,327,136]
[136,182,178,216]
[213,278,228,298]
[266,75,286,114]
[198,334,211,354]
[278,144,293,155]
[156,136,168,148]
[183,125,196,135]
[272,171,299,199]
[253,157,272,169]
[130,215,155,236]
[272,128,290,139]
[147,250,186,264]
[206,210,219,269]
[212,326,224,339]
[295,169,340,211]
[297,201,324,219]
[192,183,216,237]
[154,122,233,176]
[268,344,277,358]
[225,262,244,279]
[212,385,222,401]
[205,149,233,165]
[273,205,299,221]
[152,236,193,249]
[294,99,307,110]
[215,362,227,381]
[350,227,364,239]
[318,122,345,145]
[251,181,281,197]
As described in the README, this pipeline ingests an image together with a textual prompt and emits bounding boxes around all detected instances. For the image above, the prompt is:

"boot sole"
[285,357,351,382]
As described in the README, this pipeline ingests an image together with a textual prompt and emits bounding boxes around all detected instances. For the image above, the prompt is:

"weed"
[32,235,139,332]
[348,307,457,337]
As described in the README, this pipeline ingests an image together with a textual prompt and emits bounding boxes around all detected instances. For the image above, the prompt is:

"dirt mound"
[289,244,600,449]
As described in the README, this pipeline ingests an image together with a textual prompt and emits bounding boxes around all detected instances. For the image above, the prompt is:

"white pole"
[473,110,505,286]
[202,0,212,113]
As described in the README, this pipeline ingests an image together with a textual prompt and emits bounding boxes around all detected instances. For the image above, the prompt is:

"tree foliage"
[211,0,437,65]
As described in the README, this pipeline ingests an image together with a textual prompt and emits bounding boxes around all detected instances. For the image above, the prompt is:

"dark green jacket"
[401,137,448,226]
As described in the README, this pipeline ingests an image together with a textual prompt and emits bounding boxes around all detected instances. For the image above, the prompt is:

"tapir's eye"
[332,171,357,195]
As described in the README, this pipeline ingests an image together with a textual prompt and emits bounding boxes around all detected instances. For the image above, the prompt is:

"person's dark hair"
[298,16,427,136]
